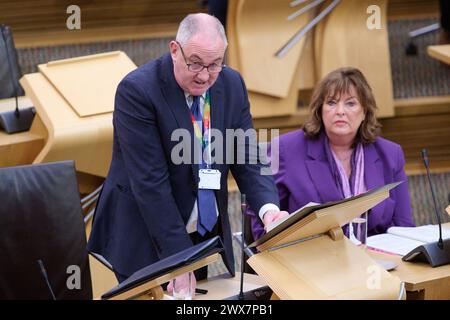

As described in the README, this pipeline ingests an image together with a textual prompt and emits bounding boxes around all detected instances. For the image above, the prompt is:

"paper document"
[266,202,319,233]
[367,234,425,256]
[367,224,450,256]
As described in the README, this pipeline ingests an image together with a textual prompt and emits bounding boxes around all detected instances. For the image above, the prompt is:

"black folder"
[102,236,224,299]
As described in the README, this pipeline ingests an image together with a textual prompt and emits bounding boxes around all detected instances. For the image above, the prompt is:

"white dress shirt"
[183,92,279,233]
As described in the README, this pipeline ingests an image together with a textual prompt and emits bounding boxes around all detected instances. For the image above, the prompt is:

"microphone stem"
[425,168,444,248]
[239,194,246,300]
[423,149,444,249]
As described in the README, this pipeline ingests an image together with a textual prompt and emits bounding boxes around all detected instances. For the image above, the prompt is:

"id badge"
[198,169,221,190]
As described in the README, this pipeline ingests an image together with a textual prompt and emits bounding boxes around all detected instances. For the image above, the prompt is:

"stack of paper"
[367,225,450,256]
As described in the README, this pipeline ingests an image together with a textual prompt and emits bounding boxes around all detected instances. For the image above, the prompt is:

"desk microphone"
[422,149,444,249]
[402,149,450,267]
[0,24,35,134]
[37,259,56,300]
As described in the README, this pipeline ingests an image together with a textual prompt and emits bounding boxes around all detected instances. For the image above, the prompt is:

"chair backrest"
[0,161,92,299]
[0,24,25,99]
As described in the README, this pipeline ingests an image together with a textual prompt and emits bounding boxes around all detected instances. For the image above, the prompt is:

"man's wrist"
[258,203,280,220]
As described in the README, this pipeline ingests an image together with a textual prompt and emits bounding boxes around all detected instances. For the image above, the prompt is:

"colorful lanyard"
[190,91,211,167]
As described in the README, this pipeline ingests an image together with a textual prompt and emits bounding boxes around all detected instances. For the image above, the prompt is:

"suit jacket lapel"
[305,133,342,203]
[160,54,198,181]
[209,75,225,172]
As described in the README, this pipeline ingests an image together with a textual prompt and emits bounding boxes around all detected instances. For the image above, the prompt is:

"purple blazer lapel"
[364,143,384,191]
[364,143,386,223]
[305,134,341,203]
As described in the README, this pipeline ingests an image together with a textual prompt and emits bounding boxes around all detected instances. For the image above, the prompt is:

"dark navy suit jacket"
[87,53,279,277]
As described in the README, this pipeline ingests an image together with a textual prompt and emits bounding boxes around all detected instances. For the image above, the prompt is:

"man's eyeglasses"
[176,41,225,74]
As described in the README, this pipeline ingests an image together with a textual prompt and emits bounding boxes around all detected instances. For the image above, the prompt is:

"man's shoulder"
[219,65,243,84]
[120,53,168,88]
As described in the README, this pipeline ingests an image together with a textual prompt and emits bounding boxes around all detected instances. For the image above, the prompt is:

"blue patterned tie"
[191,95,218,235]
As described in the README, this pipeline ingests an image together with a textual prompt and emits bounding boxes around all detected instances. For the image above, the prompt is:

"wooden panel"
[0,96,47,167]
[226,0,242,70]
[228,0,303,118]
[427,45,450,65]
[20,72,114,177]
[249,235,401,299]
[388,0,440,18]
[380,112,450,165]
[39,51,136,117]
[235,0,309,97]
[0,0,206,46]
[319,0,394,118]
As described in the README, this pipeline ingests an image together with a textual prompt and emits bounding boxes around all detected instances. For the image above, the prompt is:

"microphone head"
[421,149,429,167]
[37,259,46,274]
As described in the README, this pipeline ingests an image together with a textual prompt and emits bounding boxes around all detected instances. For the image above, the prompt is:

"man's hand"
[167,271,196,299]
[262,210,289,230]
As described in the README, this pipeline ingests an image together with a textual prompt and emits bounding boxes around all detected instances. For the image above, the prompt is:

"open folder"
[246,181,404,299]
[249,181,403,249]
[102,236,224,299]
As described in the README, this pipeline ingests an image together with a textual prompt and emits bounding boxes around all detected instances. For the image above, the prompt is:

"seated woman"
[249,67,415,241]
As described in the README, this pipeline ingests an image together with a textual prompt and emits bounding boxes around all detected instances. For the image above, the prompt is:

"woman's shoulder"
[372,136,403,153]
[278,128,307,145]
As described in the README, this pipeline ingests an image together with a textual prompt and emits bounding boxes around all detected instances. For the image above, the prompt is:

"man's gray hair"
[176,13,228,47]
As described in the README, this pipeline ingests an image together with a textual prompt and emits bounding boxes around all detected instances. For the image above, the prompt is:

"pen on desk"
[195,288,208,295]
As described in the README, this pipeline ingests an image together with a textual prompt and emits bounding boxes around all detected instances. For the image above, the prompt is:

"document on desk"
[367,224,450,256]
[266,202,319,233]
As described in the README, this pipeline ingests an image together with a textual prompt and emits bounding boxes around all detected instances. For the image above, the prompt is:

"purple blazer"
[249,129,415,241]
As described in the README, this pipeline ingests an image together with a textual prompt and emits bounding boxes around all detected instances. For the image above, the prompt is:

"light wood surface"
[235,0,309,98]
[297,30,316,90]
[38,51,136,117]
[19,51,136,177]
[226,0,243,70]
[368,223,450,300]
[248,185,402,299]
[20,72,113,177]
[227,0,302,118]
[319,0,394,118]
[0,96,47,167]
[250,235,401,299]
[427,45,450,65]
[2,0,203,48]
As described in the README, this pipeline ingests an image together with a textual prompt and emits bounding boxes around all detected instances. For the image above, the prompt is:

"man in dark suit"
[87,13,288,292]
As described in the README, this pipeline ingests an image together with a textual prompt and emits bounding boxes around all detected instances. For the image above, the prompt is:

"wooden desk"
[427,45,450,65]
[0,96,46,167]
[368,223,450,300]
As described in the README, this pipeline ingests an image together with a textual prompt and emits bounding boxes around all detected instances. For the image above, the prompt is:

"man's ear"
[169,41,178,60]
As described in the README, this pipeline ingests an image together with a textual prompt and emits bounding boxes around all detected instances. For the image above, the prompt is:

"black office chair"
[0,161,92,299]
